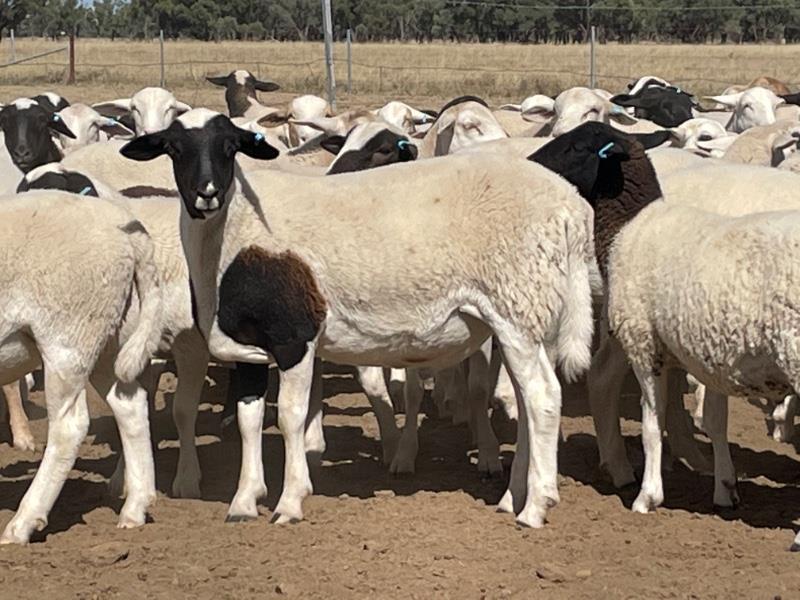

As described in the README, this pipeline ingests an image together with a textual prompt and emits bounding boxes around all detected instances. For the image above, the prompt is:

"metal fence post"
[346,28,352,94]
[321,0,336,109]
[590,25,596,88]
[10,29,15,64]
[159,30,165,87]
[67,31,76,84]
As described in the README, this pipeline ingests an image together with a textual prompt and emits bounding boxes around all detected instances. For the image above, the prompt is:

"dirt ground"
[1,364,799,599]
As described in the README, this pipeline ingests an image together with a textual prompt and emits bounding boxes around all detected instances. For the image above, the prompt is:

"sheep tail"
[115,220,163,383]
[555,214,595,383]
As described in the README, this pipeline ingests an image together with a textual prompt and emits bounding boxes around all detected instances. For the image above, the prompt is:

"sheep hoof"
[225,514,257,523]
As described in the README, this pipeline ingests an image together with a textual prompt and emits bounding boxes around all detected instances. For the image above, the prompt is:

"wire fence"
[1,36,800,105]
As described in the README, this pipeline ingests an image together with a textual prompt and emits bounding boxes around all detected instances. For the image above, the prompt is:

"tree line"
[2,0,800,44]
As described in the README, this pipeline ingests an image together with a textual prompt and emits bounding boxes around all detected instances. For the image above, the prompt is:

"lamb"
[93,87,191,136]
[120,108,596,528]
[606,191,800,552]
[0,191,161,544]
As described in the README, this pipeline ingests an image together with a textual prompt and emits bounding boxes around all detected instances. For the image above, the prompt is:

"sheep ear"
[254,79,280,92]
[98,117,134,139]
[206,75,230,87]
[696,135,737,154]
[668,127,687,145]
[520,96,555,123]
[498,103,522,112]
[609,104,638,125]
[120,132,170,161]
[257,110,290,127]
[704,92,744,108]
[610,94,642,108]
[93,98,133,120]
[319,135,346,155]
[781,92,800,106]
[49,114,75,139]
[175,101,191,115]
[238,130,281,161]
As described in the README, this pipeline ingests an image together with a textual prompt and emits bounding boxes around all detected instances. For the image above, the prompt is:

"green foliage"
[7,0,800,43]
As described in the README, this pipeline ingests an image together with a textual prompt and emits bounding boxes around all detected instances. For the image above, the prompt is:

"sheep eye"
[698,133,713,141]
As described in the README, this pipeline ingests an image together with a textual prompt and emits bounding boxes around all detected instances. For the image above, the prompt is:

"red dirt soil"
[1,365,799,599]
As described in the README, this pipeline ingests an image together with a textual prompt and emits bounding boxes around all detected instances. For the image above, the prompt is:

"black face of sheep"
[325,128,418,175]
[120,112,280,219]
[17,168,98,196]
[611,86,695,128]
[0,100,76,173]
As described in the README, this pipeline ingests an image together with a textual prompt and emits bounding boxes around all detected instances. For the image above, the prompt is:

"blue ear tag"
[598,142,615,159]
[253,132,264,144]
[397,139,410,150]
[52,114,60,122]
[79,186,92,196]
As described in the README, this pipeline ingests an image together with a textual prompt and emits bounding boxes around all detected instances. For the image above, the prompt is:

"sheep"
[587,160,800,488]
[206,70,281,120]
[323,120,417,174]
[704,86,786,133]
[494,95,555,137]
[667,118,736,157]
[55,103,134,151]
[611,85,696,127]
[708,120,800,166]
[0,381,35,451]
[0,98,76,175]
[253,94,332,147]
[0,191,161,544]
[120,108,596,528]
[418,96,508,157]
[93,87,191,137]
[607,196,800,552]
[524,87,660,137]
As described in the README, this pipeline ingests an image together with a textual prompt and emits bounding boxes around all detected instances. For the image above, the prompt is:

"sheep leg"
[387,368,406,412]
[225,365,269,522]
[304,358,326,468]
[497,338,561,529]
[587,335,636,487]
[497,381,529,515]
[493,361,518,421]
[771,395,797,443]
[4,380,35,451]
[631,366,667,514]
[664,370,711,474]
[356,366,400,465]
[1,366,89,544]
[449,362,471,425]
[432,368,452,418]
[170,338,210,499]
[686,374,706,430]
[389,368,424,475]
[468,339,502,476]
[702,390,739,509]
[271,344,316,524]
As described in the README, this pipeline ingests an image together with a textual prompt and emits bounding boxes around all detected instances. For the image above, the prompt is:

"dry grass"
[0,37,798,110]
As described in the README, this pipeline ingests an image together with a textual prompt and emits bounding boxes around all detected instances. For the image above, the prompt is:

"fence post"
[67,30,76,84]
[321,0,336,109]
[589,25,596,89]
[159,30,165,87]
[10,29,15,64]
[346,28,352,94]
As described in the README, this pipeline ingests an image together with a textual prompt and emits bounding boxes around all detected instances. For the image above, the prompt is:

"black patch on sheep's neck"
[592,144,662,277]
[217,246,327,371]
[327,129,417,174]
[17,170,98,197]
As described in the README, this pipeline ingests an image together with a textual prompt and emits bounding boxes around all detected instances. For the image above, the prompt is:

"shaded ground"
[1,365,799,599]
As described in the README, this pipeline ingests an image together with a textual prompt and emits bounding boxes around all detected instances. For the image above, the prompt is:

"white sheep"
[418,96,508,157]
[120,108,596,528]
[607,201,800,552]
[55,103,133,151]
[0,191,161,544]
[704,86,787,133]
[93,87,191,136]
